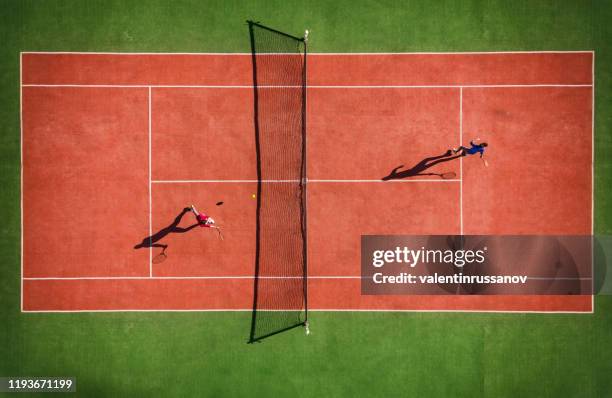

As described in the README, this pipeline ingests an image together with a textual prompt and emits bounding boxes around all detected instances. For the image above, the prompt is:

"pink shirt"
[196,214,211,228]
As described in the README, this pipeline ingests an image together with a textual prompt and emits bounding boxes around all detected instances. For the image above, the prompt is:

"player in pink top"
[190,204,214,227]
[191,205,223,239]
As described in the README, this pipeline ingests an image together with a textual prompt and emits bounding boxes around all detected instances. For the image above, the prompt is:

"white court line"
[309,85,593,88]
[309,51,595,55]
[22,276,360,280]
[21,51,594,55]
[21,84,593,88]
[152,179,462,183]
[22,84,291,88]
[592,52,595,313]
[308,179,460,183]
[20,308,594,314]
[148,87,153,277]
[20,52,24,313]
[310,308,593,313]
[152,179,298,183]
[152,179,460,183]
[459,87,464,235]
[23,275,591,281]
[24,276,304,280]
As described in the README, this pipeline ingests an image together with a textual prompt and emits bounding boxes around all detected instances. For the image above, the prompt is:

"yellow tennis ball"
[251,194,256,199]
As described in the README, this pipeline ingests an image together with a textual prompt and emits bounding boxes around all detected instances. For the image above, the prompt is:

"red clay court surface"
[21,52,593,312]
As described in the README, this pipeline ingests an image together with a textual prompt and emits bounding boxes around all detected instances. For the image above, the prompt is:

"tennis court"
[21,51,592,312]
[6,1,612,397]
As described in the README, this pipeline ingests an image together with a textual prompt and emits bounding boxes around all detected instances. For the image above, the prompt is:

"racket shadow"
[152,251,168,264]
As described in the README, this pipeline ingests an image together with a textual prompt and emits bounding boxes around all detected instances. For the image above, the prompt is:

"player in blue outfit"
[452,138,488,158]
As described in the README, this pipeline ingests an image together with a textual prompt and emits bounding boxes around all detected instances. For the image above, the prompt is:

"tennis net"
[248,21,308,342]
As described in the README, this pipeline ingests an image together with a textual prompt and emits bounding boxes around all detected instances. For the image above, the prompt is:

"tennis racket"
[213,226,224,241]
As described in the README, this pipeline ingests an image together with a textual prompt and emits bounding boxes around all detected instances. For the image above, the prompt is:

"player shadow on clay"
[381,150,462,181]
[134,207,199,253]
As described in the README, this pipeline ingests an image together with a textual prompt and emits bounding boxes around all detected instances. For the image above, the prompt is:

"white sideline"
[20,309,594,314]
[19,52,24,313]
[21,51,594,55]
[21,84,592,88]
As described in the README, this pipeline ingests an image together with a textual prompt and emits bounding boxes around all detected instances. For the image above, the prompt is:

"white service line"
[152,179,299,183]
[309,84,593,88]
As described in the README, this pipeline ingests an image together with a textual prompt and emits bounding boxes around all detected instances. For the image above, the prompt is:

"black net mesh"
[248,22,307,342]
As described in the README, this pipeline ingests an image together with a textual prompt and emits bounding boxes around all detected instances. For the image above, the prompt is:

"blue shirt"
[467,144,485,156]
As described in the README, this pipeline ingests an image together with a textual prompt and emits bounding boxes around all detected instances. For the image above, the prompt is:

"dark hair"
[481,142,488,147]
